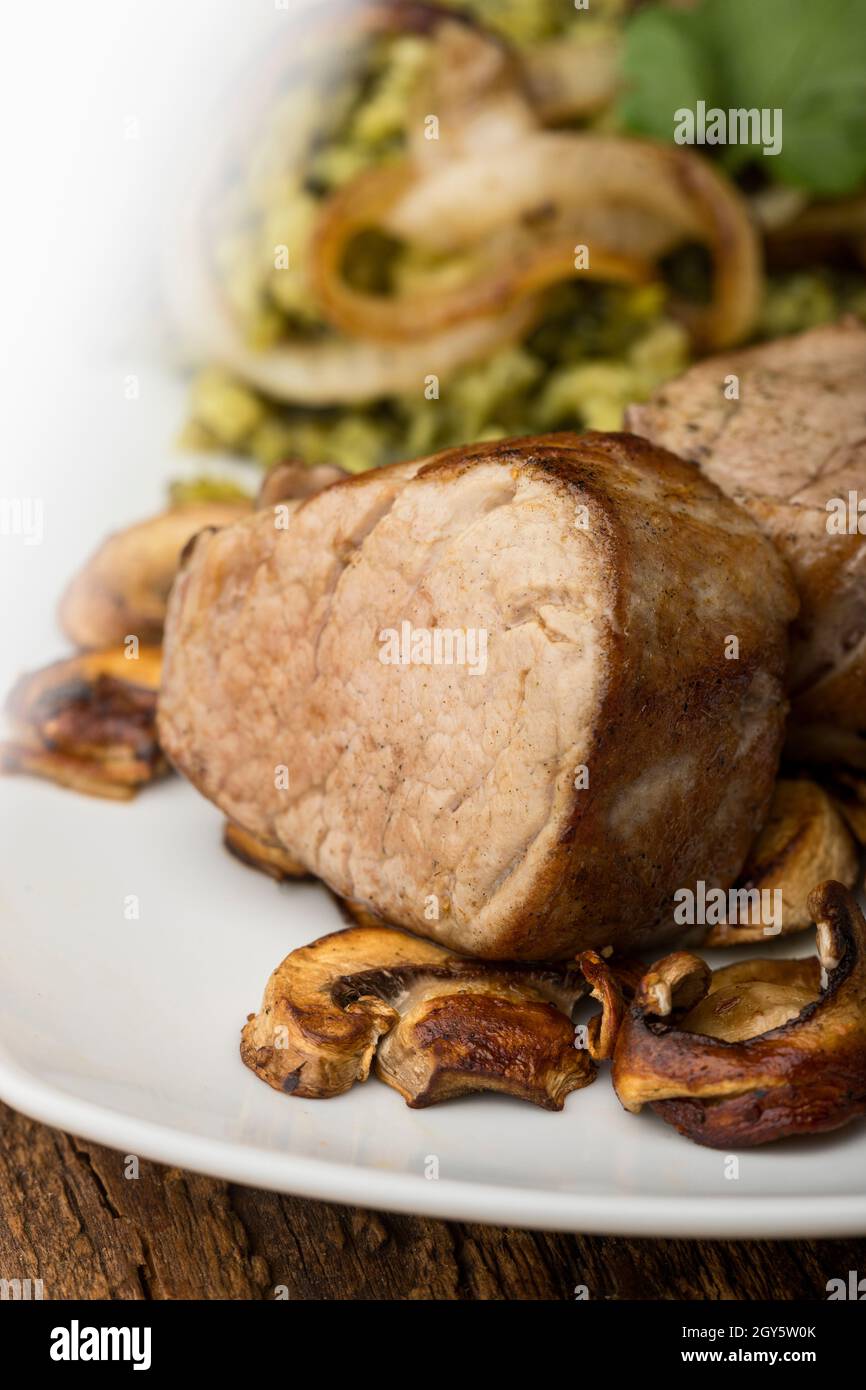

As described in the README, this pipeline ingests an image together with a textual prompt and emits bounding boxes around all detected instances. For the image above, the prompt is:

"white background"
[0,0,319,690]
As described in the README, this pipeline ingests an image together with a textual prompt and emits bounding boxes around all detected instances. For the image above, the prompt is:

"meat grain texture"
[627,320,866,769]
[158,433,796,959]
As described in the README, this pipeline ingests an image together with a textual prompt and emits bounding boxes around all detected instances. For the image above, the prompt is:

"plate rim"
[3,1044,865,1238]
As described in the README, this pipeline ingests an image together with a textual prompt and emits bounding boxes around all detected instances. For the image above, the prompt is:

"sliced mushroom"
[240,925,592,1108]
[610,880,866,1147]
[0,742,148,801]
[59,502,249,649]
[576,948,646,1060]
[1,646,165,799]
[256,461,347,508]
[223,821,309,880]
[678,958,820,1042]
[702,779,859,945]
[824,770,866,847]
[337,898,393,930]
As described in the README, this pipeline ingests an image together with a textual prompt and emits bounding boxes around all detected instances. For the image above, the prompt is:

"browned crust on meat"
[420,433,794,957]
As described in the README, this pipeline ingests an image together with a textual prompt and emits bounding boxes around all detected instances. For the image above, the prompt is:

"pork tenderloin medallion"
[158,432,796,960]
[626,320,866,769]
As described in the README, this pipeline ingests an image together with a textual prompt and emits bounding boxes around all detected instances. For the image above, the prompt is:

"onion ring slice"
[311,160,652,342]
[380,134,762,349]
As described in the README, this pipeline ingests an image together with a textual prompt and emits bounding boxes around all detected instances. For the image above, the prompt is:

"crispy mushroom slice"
[2,646,165,799]
[223,822,309,880]
[376,974,588,1109]
[575,949,647,1060]
[337,898,393,929]
[0,742,144,801]
[240,926,592,1108]
[611,880,866,1147]
[702,780,859,945]
[59,502,249,649]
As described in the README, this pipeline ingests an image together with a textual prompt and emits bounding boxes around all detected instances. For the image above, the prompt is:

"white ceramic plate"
[2,764,866,1237]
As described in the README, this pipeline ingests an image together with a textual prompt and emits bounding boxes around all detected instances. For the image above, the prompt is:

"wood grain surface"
[1,1102,863,1300]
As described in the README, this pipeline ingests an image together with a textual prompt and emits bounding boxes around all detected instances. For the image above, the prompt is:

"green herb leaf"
[618,6,721,145]
[619,0,866,196]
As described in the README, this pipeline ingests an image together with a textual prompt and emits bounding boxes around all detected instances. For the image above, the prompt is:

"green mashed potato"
[178,0,866,490]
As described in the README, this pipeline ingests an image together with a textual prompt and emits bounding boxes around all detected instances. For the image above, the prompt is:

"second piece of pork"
[627,319,866,770]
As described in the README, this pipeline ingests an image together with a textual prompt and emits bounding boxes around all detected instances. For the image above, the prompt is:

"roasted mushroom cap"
[59,502,249,649]
[241,925,592,1108]
[223,821,310,880]
[611,880,866,1147]
[1,646,164,799]
[702,779,859,945]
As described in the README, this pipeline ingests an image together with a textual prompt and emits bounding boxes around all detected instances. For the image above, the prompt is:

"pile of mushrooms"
[239,881,866,1146]
[0,471,348,800]
[1,500,248,798]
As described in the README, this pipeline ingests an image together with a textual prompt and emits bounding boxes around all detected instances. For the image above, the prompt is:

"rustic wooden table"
[2,1101,863,1300]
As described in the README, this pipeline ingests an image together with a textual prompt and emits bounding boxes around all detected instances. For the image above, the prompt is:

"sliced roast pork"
[158,433,795,959]
[627,320,866,769]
